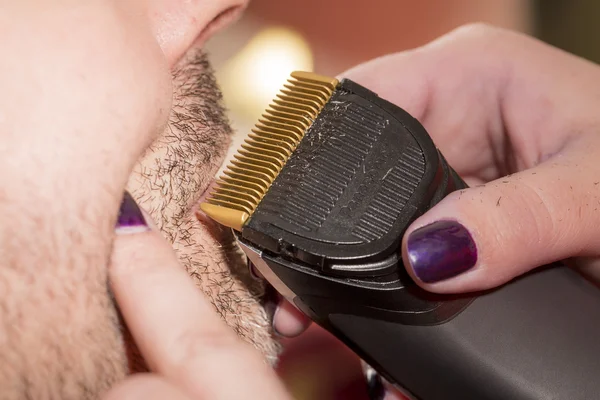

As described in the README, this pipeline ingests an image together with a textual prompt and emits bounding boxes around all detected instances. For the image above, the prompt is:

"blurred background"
[204,1,599,398]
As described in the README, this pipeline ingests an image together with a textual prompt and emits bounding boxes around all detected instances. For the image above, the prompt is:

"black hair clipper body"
[201,72,600,399]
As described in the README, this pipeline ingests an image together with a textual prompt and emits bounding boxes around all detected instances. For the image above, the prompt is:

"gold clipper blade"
[200,71,339,231]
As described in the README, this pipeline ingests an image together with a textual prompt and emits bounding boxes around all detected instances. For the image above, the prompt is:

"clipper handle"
[250,244,600,400]
[311,164,600,399]
[323,266,600,400]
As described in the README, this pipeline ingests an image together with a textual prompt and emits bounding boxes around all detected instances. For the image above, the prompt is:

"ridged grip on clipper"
[242,79,463,272]
[202,71,470,325]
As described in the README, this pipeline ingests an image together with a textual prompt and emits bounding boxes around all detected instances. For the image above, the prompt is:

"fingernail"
[407,220,477,283]
[362,361,386,400]
[115,191,149,234]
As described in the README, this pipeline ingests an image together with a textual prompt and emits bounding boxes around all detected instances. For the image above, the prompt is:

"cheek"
[113,2,175,147]
[140,47,173,144]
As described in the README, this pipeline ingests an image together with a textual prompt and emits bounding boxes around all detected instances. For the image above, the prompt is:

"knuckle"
[512,182,555,243]
[454,179,556,256]
[483,179,556,257]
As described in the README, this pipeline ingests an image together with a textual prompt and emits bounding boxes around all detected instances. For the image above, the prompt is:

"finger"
[111,192,292,400]
[339,24,600,181]
[401,138,600,293]
[251,262,312,337]
[273,299,311,338]
[103,374,190,400]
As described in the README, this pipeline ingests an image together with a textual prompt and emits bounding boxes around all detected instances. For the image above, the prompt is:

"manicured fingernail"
[115,191,149,234]
[362,361,386,400]
[406,220,477,283]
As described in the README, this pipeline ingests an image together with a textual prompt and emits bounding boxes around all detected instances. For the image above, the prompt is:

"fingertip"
[335,50,431,120]
[399,188,493,293]
[401,163,577,294]
[273,299,311,338]
[110,191,171,278]
[261,280,311,338]
[401,207,508,295]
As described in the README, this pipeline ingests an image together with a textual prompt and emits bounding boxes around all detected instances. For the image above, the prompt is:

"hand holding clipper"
[200,71,600,400]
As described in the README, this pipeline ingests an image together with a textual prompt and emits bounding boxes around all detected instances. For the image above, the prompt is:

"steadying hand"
[275,24,600,399]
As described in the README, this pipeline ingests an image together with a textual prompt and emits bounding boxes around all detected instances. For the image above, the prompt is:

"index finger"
[109,204,291,400]
[340,24,600,178]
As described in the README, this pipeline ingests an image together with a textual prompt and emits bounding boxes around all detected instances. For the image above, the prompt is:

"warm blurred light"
[217,26,314,121]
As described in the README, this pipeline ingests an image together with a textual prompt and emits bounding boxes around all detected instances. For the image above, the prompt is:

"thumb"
[110,192,291,400]
[401,141,600,293]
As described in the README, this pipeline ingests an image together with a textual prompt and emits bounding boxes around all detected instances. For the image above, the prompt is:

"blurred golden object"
[216,26,314,121]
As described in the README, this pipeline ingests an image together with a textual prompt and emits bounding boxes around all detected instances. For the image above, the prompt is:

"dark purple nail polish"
[116,191,148,232]
[406,220,477,283]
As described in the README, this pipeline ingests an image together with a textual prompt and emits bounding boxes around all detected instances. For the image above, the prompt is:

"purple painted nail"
[406,220,477,283]
[116,191,148,233]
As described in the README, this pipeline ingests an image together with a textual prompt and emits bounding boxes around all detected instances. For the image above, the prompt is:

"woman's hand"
[272,24,600,399]
[103,193,293,400]
[274,22,600,332]
[348,24,600,293]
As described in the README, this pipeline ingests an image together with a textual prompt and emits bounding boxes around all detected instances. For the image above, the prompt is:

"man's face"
[0,1,279,398]
[125,2,280,369]
[127,0,283,365]
[128,0,277,370]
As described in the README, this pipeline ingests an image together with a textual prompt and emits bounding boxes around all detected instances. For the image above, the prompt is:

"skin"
[343,24,600,293]
[106,211,292,399]
[0,0,288,398]
[2,2,600,399]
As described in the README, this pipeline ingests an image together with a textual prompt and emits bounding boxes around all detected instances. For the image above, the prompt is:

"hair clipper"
[200,71,600,400]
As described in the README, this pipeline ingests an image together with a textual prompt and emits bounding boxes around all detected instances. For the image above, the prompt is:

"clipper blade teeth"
[200,71,339,231]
